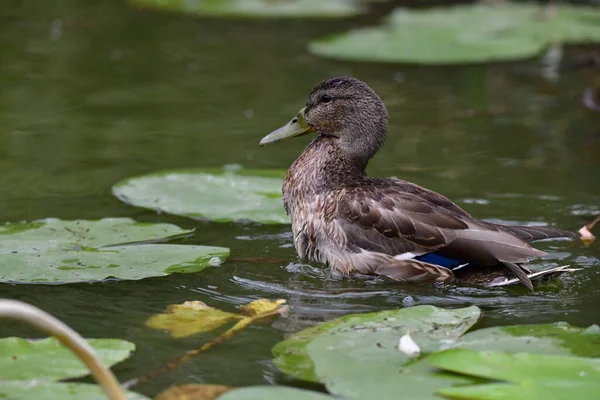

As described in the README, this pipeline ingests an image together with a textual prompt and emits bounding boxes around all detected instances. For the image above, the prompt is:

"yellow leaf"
[156,384,231,400]
[238,298,286,317]
[579,215,599,247]
[145,301,241,338]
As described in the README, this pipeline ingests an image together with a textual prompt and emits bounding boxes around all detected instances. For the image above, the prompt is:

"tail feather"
[494,225,577,243]
[488,265,582,288]
[503,262,534,291]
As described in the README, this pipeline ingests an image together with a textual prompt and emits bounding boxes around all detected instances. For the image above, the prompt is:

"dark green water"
[1,0,599,396]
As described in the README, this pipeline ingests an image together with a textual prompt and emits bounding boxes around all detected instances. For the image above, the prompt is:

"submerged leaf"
[156,384,232,400]
[0,218,229,283]
[112,167,288,224]
[239,299,286,317]
[219,386,334,400]
[309,3,600,64]
[146,302,241,338]
[0,337,134,382]
[146,298,288,338]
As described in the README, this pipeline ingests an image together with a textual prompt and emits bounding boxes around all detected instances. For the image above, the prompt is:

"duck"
[259,76,578,290]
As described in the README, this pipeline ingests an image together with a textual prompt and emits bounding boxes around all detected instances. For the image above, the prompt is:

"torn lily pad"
[309,3,600,64]
[112,167,288,224]
[0,218,229,283]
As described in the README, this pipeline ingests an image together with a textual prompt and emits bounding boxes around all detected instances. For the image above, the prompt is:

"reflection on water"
[1,0,599,397]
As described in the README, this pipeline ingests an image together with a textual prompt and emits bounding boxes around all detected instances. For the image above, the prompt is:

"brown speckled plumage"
[268,77,577,290]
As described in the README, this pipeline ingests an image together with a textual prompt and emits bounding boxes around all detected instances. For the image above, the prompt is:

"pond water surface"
[2,0,600,397]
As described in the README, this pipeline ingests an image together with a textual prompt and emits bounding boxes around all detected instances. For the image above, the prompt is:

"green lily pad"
[273,306,600,400]
[459,322,600,357]
[219,386,334,400]
[112,167,288,224]
[0,381,149,400]
[0,218,229,283]
[431,348,600,384]
[0,337,135,381]
[128,0,364,19]
[309,3,600,64]
[273,305,481,398]
[437,380,600,400]
[431,349,600,400]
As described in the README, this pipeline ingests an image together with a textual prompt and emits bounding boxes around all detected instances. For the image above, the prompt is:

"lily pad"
[128,0,364,19]
[0,337,134,381]
[219,386,334,400]
[459,322,600,357]
[431,348,600,384]
[0,218,229,283]
[0,381,149,400]
[432,349,600,400]
[273,305,481,390]
[112,167,289,224]
[273,306,600,400]
[438,380,600,400]
[309,3,600,64]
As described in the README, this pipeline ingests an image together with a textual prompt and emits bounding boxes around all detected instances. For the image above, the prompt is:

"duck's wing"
[493,224,578,243]
[335,179,546,268]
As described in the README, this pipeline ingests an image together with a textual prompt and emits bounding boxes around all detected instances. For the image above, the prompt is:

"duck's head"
[260,76,388,161]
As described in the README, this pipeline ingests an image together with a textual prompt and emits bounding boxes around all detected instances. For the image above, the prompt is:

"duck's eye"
[321,94,332,103]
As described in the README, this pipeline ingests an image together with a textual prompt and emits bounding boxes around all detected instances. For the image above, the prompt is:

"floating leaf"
[0,218,229,283]
[437,380,600,400]
[129,0,364,19]
[0,337,134,381]
[579,215,599,246]
[432,349,600,400]
[112,167,288,224]
[459,322,600,357]
[146,301,241,338]
[272,305,481,397]
[272,306,600,400]
[156,384,232,400]
[219,386,334,400]
[0,381,149,400]
[309,3,600,64]
[431,348,600,384]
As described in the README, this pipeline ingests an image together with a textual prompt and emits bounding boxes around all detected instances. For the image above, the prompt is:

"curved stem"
[0,299,127,400]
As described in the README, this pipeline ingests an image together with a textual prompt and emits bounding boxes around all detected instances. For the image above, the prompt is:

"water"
[1,0,599,396]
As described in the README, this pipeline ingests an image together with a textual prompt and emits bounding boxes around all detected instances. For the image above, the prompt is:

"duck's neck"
[283,135,368,202]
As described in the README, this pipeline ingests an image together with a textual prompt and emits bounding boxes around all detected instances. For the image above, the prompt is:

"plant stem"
[122,305,289,389]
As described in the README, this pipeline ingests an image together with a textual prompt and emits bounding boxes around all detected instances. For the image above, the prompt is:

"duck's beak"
[259,107,315,146]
